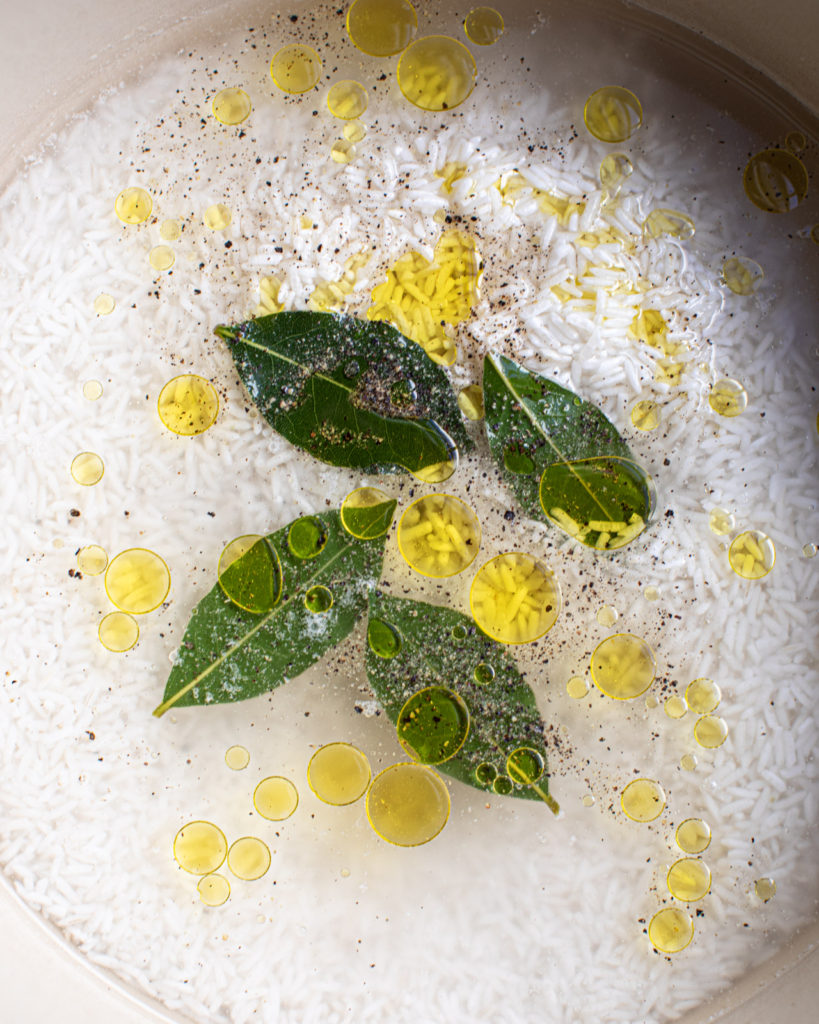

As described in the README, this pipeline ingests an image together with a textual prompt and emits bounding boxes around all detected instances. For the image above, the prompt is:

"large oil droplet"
[397,686,470,764]
[506,747,544,785]
[685,678,721,714]
[621,778,666,822]
[667,858,711,902]
[173,820,228,875]
[744,148,809,213]
[664,695,687,720]
[470,552,560,644]
[590,633,655,700]
[327,80,368,119]
[304,584,333,613]
[160,220,181,241]
[70,452,104,486]
[398,493,480,578]
[149,245,174,272]
[754,877,777,902]
[83,379,103,401]
[225,745,250,770]
[475,762,497,786]
[694,715,728,748]
[308,742,371,805]
[599,153,633,197]
[77,544,108,576]
[94,293,115,316]
[366,763,450,846]
[722,256,764,296]
[115,186,152,225]
[158,374,219,435]
[643,208,696,241]
[346,0,417,57]
[676,818,711,854]
[270,44,322,94]
[463,7,505,45]
[218,535,282,614]
[203,203,232,231]
[253,776,299,821]
[567,675,590,699]
[596,605,618,628]
[709,377,748,417]
[287,515,328,559]
[397,36,477,112]
[212,87,251,125]
[105,548,170,614]
[330,139,355,164]
[583,86,642,143]
[227,836,270,881]
[728,530,775,580]
[457,384,485,421]
[98,611,139,652]
[197,873,230,907]
[473,662,495,685]
[631,399,660,431]
[648,907,694,953]
[340,487,395,539]
[709,508,735,536]
[368,618,402,659]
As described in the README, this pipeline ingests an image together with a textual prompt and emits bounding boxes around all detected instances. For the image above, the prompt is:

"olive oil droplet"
[492,774,514,796]
[470,552,560,644]
[754,877,777,902]
[709,377,748,417]
[327,80,368,119]
[149,245,175,272]
[218,535,282,614]
[566,675,589,699]
[70,452,104,486]
[115,187,152,225]
[212,87,251,125]
[599,153,633,197]
[620,778,666,822]
[694,715,729,748]
[590,633,655,700]
[397,686,470,764]
[680,753,698,771]
[631,399,660,431]
[225,745,250,770]
[506,747,544,785]
[308,742,371,805]
[685,678,721,714]
[270,44,322,94]
[340,487,394,539]
[77,545,108,576]
[397,36,477,112]
[802,543,817,559]
[475,762,497,786]
[596,604,618,628]
[583,86,642,143]
[94,293,115,316]
[227,837,271,881]
[330,139,356,164]
[648,907,694,953]
[709,508,735,535]
[643,208,695,241]
[160,219,181,241]
[463,7,505,46]
[304,584,333,613]
[253,776,299,821]
[368,618,402,658]
[197,873,230,907]
[398,493,480,577]
[667,858,711,901]
[664,695,687,719]
[473,662,495,685]
[457,384,485,420]
[287,515,328,559]
[722,256,764,295]
[346,0,417,57]
[173,820,227,875]
[343,121,367,143]
[82,379,103,401]
[98,611,139,652]
[105,548,170,614]
[728,530,774,579]
[203,203,232,231]
[158,374,219,435]
[366,763,450,846]
[676,818,711,854]
[744,148,808,212]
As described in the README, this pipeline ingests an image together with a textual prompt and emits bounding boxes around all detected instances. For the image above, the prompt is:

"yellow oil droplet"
[694,715,728,749]
[340,486,394,540]
[346,0,417,57]
[685,678,721,714]
[645,693,659,710]
[581,793,596,807]
[596,605,618,628]
[722,256,764,296]
[203,203,232,231]
[114,186,152,225]
[366,762,450,846]
[802,543,817,559]
[590,633,655,700]
[599,153,633,198]
[470,552,561,644]
[463,7,505,45]
[83,379,103,401]
[212,87,252,125]
[667,858,711,901]
[785,131,806,155]
[94,293,115,316]
[649,907,694,953]
[631,399,661,431]
[98,611,139,652]
[397,36,477,112]
[398,493,480,578]
[149,245,175,272]
[105,548,170,614]
[253,776,299,820]
[676,818,711,854]
[307,742,371,805]
[754,877,777,902]
[197,873,230,907]
[160,219,181,241]
[343,121,367,143]
[227,836,271,881]
[709,377,748,417]
[643,208,696,241]
[411,458,457,483]
[583,86,642,143]
[664,695,687,720]
[327,80,368,119]
[70,452,104,486]
[330,139,355,164]
[397,686,470,764]
[566,675,590,699]
[218,534,281,614]
[744,148,809,213]
[173,821,227,875]
[435,161,468,194]
[709,507,736,535]
[457,384,484,421]
[644,586,660,602]
[77,544,108,576]
[270,44,322,94]
[680,753,698,771]
[256,275,284,316]
[621,778,666,822]
[158,374,219,436]
[728,530,775,580]
[225,745,250,770]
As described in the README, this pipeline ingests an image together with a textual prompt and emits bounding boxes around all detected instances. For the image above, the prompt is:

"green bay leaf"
[365,593,559,813]
[216,312,472,474]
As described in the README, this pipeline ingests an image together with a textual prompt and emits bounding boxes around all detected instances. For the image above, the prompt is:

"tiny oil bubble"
[645,694,659,710]
[621,778,666,822]
[694,715,729,749]
[397,36,477,112]
[709,377,748,417]
[367,618,402,659]
[475,762,497,786]
[70,452,104,486]
[218,535,282,614]
[173,820,228,875]
[397,493,480,577]
[158,374,219,436]
[581,793,596,807]
[308,742,371,805]
[566,675,590,699]
[327,80,368,119]
[397,686,470,764]
[583,86,642,143]
[648,907,694,953]
[643,208,696,241]
[203,203,232,231]
[728,530,775,580]
[227,837,271,881]
[287,515,328,559]
[149,245,175,272]
[685,678,721,714]
[631,399,661,431]
[599,152,633,198]
[596,604,619,628]
[340,487,394,540]
[225,745,250,771]
[676,818,711,855]
[492,774,514,796]
[212,87,252,125]
[709,507,736,536]
[680,753,698,771]
[644,586,660,602]
[474,662,495,685]
[470,552,560,644]
[346,0,417,57]
[253,776,299,821]
[451,623,469,641]
[98,611,139,653]
[744,148,809,212]
[83,379,103,401]
[304,584,333,614]
[366,763,450,846]
[754,877,777,902]
[270,44,322,94]
[159,219,181,241]
[463,7,505,45]
[77,544,108,576]
[197,873,230,907]
[590,633,655,700]
[115,186,152,225]
[664,695,687,720]
[506,747,544,786]
[457,383,485,421]
[802,543,817,559]
[343,121,367,143]
[105,548,170,614]
[722,256,764,296]
[667,858,711,902]
[331,139,356,164]
[785,130,806,155]
[94,293,115,316]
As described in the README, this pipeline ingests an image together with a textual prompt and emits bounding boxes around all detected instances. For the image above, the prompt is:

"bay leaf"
[215,311,472,474]
[153,504,395,716]
[483,351,655,549]
[365,593,559,813]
